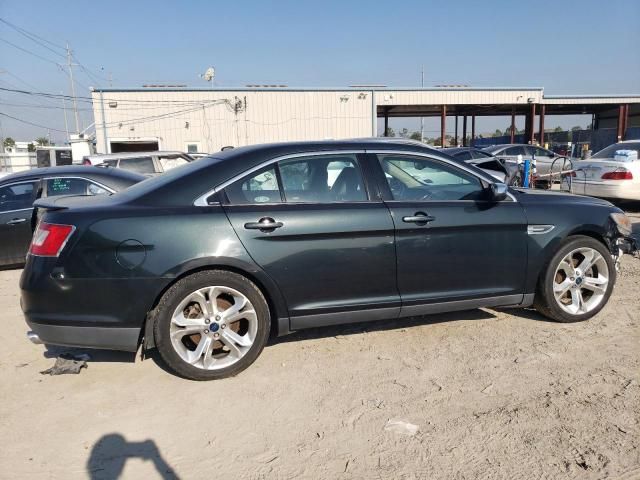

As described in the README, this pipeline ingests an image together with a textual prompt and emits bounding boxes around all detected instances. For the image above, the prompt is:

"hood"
[511,188,615,208]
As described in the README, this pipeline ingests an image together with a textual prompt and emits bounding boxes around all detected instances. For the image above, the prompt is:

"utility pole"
[420,66,425,142]
[61,91,70,144]
[66,43,81,133]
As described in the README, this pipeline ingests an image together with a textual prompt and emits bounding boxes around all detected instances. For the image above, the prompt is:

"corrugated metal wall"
[92,90,374,153]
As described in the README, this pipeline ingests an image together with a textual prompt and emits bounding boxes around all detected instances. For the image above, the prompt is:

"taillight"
[29,222,75,257]
[601,170,633,180]
[82,158,91,165]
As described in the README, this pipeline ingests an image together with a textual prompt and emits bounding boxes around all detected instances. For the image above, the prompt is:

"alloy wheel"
[552,247,609,315]
[169,286,257,370]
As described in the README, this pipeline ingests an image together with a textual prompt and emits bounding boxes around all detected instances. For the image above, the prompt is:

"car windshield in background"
[592,142,640,160]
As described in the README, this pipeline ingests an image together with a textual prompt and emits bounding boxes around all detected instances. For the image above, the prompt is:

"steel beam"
[617,105,625,141]
[539,104,545,146]
[462,116,468,147]
[510,108,515,143]
[471,115,475,147]
[441,105,446,147]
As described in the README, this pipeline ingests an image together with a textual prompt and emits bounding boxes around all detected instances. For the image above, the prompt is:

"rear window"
[592,142,640,160]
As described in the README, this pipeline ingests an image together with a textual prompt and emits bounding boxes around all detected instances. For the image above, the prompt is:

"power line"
[0,36,61,65]
[0,112,68,133]
[0,18,66,51]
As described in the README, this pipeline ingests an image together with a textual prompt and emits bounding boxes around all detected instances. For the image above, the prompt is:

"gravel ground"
[0,208,638,480]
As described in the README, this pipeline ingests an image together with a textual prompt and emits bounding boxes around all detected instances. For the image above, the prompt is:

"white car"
[569,141,640,201]
[82,151,193,176]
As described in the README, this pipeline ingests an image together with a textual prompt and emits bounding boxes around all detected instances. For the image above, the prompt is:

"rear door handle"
[6,218,27,225]
[402,213,435,224]
[244,217,283,231]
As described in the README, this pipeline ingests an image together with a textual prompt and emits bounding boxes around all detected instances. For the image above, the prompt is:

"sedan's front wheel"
[153,270,271,380]
[534,235,615,323]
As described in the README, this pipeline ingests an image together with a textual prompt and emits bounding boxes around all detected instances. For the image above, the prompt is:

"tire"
[534,235,616,323]
[152,270,271,380]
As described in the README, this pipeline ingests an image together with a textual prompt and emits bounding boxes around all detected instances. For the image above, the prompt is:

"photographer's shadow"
[87,433,179,480]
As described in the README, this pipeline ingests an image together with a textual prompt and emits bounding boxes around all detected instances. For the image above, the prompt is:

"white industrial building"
[90,87,640,154]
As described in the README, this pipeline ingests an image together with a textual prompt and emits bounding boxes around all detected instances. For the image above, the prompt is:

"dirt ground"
[1,209,639,480]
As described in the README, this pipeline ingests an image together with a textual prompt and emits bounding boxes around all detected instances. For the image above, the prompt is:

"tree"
[399,127,409,138]
[570,126,582,132]
[384,127,395,137]
[3,137,15,149]
[35,137,50,146]
[492,129,503,137]
[553,126,563,133]
[409,131,422,141]
[27,143,35,152]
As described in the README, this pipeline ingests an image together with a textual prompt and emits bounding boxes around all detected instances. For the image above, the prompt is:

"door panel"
[373,153,527,312]
[0,181,38,267]
[221,152,399,328]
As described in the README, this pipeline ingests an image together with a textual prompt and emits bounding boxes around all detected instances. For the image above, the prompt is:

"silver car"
[482,144,567,179]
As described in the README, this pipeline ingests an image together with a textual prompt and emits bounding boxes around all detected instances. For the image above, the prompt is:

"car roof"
[117,138,496,207]
[441,147,485,153]
[0,165,145,186]
[86,151,188,160]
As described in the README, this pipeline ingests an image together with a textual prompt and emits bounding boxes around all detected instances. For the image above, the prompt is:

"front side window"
[45,178,110,197]
[378,154,484,201]
[224,154,368,205]
[118,157,156,174]
[528,146,553,158]
[0,181,37,212]
[504,146,525,156]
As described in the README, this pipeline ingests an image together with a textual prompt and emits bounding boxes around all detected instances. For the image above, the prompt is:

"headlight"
[611,212,632,237]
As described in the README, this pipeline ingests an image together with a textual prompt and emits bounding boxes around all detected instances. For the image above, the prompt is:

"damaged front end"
[607,212,639,270]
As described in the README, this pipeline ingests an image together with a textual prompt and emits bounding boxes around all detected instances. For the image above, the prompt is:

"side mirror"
[490,182,508,201]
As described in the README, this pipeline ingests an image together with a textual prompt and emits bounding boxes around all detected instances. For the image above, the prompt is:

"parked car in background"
[83,151,193,176]
[482,144,568,180]
[22,139,636,380]
[0,166,144,268]
[442,147,522,185]
[569,140,640,201]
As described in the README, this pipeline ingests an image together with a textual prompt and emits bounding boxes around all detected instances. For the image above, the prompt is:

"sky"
[1,0,639,144]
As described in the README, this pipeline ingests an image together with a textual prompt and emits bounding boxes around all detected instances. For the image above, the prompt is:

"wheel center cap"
[210,322,220,332]
[575,277,583,286]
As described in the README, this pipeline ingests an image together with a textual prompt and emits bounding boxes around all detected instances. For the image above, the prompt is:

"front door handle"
[244,217,283,231]
[6,218,27,225]
[402,213,435,224]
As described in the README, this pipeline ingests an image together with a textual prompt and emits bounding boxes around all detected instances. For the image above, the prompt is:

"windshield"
[592,142,640,160]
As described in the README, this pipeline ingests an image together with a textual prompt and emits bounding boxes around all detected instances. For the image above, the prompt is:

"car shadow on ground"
[43,344,136,363]
[87,433,179,479]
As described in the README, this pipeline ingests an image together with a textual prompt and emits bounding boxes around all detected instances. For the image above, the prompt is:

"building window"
[186,143,200,154]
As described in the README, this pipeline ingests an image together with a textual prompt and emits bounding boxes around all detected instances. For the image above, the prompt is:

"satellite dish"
[202,67,215,82]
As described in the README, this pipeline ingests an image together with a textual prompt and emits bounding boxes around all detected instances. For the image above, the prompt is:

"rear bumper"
[20,256,168,352]
[571,181,640,200]
[25,321,140,351]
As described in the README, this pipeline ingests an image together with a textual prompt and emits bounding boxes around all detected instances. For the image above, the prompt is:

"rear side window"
[45,178,110,197]
[158,155,190,172]
[225,167,282,204]
[279,154,367,202]
[119,157,156,174]
[454,151,472,161]
[0,181,37,212]
[224,154,368,205]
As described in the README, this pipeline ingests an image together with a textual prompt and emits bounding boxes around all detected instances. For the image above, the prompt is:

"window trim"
[194,150,367,206]
[369,150,516,203]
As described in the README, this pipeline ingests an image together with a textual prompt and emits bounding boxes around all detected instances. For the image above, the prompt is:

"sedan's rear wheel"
[153,270,270,380]
[534,236,615,323]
